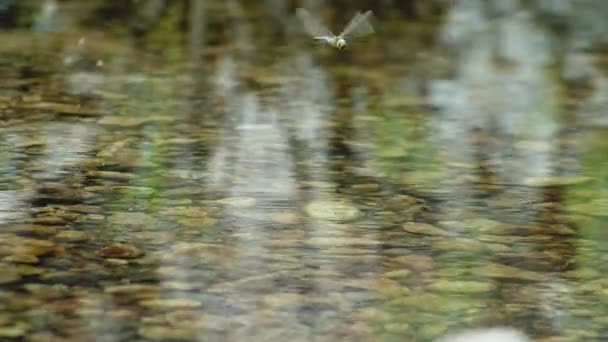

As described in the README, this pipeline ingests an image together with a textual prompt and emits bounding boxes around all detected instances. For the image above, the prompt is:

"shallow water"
[1,1,608,341]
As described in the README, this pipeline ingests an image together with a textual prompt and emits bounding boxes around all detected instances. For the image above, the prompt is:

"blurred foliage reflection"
[0,0,608,341]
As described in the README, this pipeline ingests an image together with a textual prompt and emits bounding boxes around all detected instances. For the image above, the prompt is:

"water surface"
[1,1,608,341]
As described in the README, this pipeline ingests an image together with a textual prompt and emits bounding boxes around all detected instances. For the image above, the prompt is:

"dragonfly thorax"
[332,37,347,49]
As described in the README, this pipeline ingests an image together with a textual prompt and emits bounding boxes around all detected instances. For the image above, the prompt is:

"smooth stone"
[564,268,600,279]
[108,212,157,227]
[301,181,337,189]
[0,321,29,338]
[96,243,144,259]
[217,196,256,208]
[97,116,153,127]
[104,283,159,295]
[161,188,207,197]
[137,325,198,340]
[22,284,70,298]
[474,263,543,282]
[160,281,201,291]
[307,236,381,247]
[385,194,419,210]
[384,322,411,334]
[36,183,95,201]
[86,170,138,181]
[392,294,474,313]
[55,230,92,242]
[5,224,57,237]
[6,237,56,257]
[0,264,22,284]
[178,217,217,228]
[435,327,531,342]
[164,310,208,327]
[16,265,46,276]
[403,222,450,236]
[4,254,40,264]
[383,269,413,278]
[356,307,394,321]
[568,199,608,217]
[166,243,235,260]
[304,200,361,222]
[65,204,101,214]
[129,231,174,243]
[371,278,410,297]
[429,280,495,293]
[522,176,592,187]
[420,324,448,340]
[114,186,156,196]
[262,293,303,307]
[351,183,380,192]
[440,218,505,232]
[270,211,302,225]
[160,207,210,218]
[103,258,130,266]
[393,254,434,271]
[27,216,66,225]
[432,237,484,252]
[166,169,206,180]
[140,298,202,310]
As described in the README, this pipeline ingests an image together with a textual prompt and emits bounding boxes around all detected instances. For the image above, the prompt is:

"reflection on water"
[1,0,608,341]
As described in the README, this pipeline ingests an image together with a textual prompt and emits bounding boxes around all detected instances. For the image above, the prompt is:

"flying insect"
[296,8,374,50]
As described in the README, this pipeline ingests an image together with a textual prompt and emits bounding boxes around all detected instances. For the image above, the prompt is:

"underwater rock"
[160,206,211,218]
[96,243,143,259]
[108,212,157,227]
[402,222,450,236]
[5,224,57,237]
[36,183,95,201]
[97,116,153,127]
[435,327,530,342]
[86,170,138,181]
[55,230,92,242]
[304,200,361,222]
[140,298,202,310]
[137,325,200,341]
[568,199,608,218]
[432,237,484,252]
[270,211,302,225]
[351,183,380,192]
[177,217,217,228]
[0,264,22,284]
[429,280,495,293]
[0,321,29,338]
[217,196,256,208]
[4,253,40,264]
[523,176,592,187]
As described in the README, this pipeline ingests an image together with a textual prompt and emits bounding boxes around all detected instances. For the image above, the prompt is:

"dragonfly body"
[313,35,347,49]
[297,8,374,50]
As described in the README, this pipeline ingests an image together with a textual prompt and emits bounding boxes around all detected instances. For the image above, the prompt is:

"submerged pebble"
[304,200,361,221]
[402,222,451,236]
[96,243,143,259]
[55,230,92,242]
[140,298,202,310]
[429,280,495,293]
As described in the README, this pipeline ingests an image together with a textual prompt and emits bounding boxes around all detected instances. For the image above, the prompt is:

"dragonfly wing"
[339,10,374,39]
[296,8,333,38]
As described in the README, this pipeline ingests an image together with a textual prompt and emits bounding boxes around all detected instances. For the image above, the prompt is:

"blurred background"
[1,0,608,341]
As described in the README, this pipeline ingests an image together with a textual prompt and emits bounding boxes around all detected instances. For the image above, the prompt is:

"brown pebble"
[96,243,143,259]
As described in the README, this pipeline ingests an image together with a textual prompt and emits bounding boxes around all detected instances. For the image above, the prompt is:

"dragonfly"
[296,8,374,50]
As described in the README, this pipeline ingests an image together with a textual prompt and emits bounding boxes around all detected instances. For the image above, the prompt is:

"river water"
[1,1,608,341]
